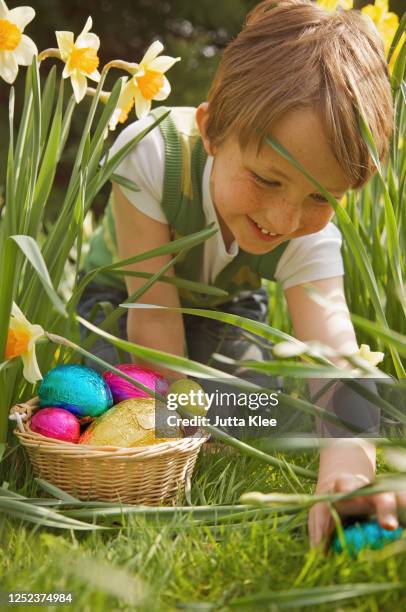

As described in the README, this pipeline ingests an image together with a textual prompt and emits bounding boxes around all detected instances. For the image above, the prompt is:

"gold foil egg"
[79,397,181,447]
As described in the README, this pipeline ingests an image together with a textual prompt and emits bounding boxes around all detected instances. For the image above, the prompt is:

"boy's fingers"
[308,502,334,547]
[333,475,374,516]
[373,492,398,530]
[334,496,372,516]
[396,492,406,508]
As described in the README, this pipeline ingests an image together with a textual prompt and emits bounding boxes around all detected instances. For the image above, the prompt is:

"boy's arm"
[285,276,401,546]
[112,182,185,380]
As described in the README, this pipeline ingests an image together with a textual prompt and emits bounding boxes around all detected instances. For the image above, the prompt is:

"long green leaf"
[39,64,57,150]
[31,77,64,227]
[229,583,406,608]
[11,235,66,316]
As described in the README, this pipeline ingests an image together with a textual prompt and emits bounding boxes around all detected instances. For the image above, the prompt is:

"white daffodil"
[0,0,37,84]
[357,344,385,367]
[56,16,100,103]
[384,447,406,472]
[109,40,180,129]
[272,340,308,359]
[6,302,44,383]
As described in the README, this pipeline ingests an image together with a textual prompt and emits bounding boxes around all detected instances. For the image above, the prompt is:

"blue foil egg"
[39,364,113,417]
[332,520,403,557]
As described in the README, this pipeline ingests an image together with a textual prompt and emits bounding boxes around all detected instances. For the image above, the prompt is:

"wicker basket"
[10,397,208,505]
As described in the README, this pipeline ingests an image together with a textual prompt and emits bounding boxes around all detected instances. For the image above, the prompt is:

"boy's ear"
[196,102,216,156]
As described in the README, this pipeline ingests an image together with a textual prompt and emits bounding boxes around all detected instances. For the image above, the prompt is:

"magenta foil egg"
[103,364,169,403]
[30,407,80,443]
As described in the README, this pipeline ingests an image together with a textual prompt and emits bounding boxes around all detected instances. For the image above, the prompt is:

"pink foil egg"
[103,364,169,404]
[30,407,80,443]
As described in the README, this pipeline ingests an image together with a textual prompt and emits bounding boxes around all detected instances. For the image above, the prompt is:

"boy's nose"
[264,203,301,236]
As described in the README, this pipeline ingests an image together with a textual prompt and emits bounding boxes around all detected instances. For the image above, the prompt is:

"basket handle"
[9,397,39,433]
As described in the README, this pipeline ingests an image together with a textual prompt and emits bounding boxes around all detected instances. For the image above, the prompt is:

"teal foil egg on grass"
[39,365,113,417]
[332,520,403,558]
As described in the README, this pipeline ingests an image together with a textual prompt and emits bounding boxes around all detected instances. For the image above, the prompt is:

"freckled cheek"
[220,179,260,215]
[301,207,334,233]
[234,181,264,213]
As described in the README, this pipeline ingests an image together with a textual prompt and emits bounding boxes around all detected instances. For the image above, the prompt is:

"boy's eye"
[311,194,330,204]
[251,172,280,188]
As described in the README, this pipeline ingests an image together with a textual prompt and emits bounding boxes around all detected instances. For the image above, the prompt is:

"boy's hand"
[308,472,405,547]
[308,440,406,548]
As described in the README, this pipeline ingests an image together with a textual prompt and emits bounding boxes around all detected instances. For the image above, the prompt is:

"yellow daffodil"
[109,40,180,129]
[6,302,44,383]
[56,16,100,103]
[317,0,353,11]
[356,344,385,367]
[0,0,37,84]
[361,0,404,70]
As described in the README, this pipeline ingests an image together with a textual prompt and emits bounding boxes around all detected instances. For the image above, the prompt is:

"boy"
[79,0,401,546]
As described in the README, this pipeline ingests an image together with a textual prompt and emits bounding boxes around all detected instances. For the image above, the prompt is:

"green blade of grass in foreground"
[227,582,406,608]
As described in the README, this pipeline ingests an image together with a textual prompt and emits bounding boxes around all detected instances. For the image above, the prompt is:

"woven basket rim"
[10,396,209,457]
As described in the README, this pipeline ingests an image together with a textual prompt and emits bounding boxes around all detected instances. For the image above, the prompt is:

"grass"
[1,448,406,611]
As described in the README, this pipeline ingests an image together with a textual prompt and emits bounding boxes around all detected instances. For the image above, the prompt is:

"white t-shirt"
[109,113,344,290]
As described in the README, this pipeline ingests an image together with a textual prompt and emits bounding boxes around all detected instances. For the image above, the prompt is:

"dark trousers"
[76,281,277,388]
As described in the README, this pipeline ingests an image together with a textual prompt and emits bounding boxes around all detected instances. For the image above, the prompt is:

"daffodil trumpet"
[5,303,44,384]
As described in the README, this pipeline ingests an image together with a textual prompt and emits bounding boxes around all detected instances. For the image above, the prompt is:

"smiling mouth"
[247,216,284,240]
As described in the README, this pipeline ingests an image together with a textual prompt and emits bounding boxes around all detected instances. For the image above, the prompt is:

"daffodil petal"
[70,71,88,103]
[21,348,42,384]
[148,55,180,73]
[8,6,35,30]
[272,340,307,358]
[56,31,74,60]
[0,50,18,83]
[117,78,136,106]
[153,75,171,101]
[13,34,37,65]
[111,78,137,127]
[79,16,93,38]
[140,40,164,66]
[27,324,45,345]
[384,12,399,28]
[88,68,101,82]
[135,88,151,119]
[76,32,100,51]
[0,0,8,19]
[11,302,26,320]
[108,108,121,131]
[62,62,72,79]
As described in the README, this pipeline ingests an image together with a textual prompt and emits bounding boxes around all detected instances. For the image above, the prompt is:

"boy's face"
[197,104,350,254]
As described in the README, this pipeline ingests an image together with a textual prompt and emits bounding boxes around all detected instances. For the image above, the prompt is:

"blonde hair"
[206,0,393,189]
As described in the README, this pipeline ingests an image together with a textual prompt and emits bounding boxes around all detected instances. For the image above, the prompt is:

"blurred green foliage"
[0,0,403,217]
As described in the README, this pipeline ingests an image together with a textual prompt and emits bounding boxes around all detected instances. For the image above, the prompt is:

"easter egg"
[332,520,403,557]
[30,407,80,443]
[167,379,208,417]
[103,364,168,403]
[38,364,113,417]
[79,397,181,447]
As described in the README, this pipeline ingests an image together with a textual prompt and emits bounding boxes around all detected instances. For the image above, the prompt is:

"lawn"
[2,446,406,611]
